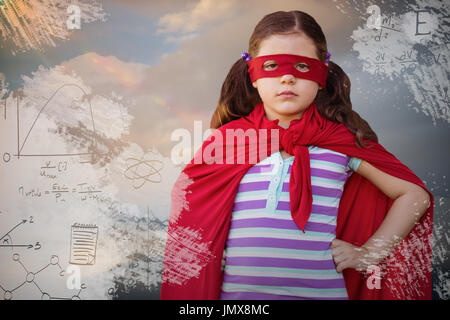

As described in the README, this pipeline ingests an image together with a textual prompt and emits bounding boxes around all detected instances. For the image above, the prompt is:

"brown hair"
[210,10,378,147]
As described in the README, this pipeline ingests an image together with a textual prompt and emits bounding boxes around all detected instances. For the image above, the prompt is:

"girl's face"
[253,33,327,127]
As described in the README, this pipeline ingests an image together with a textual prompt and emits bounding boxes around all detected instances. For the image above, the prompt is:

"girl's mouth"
[278,91,297,98]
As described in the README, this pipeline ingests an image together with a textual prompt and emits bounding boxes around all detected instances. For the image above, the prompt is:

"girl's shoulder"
[308,145,362,172]
[308,145,346,156]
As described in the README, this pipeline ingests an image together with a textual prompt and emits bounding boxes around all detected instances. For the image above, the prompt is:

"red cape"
[160,102,433,300]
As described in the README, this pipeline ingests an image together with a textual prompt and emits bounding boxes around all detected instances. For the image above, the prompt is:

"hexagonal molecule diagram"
[0,253,86,300]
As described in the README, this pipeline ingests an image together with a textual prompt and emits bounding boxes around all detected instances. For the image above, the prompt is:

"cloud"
[62,54,148,94]
[108,0,191,18]
[60,1,350,160]
[155,0,239,35]
[60,52,187,158]
[163,33,200,44]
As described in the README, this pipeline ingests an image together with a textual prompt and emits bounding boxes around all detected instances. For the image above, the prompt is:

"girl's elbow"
[415,187,430,203]
[409,187,431,215]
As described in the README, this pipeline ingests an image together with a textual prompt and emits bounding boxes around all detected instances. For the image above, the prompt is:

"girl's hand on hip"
[331,239,370,273]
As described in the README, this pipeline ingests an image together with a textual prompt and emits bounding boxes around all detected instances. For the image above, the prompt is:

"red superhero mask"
[246,54,328,88]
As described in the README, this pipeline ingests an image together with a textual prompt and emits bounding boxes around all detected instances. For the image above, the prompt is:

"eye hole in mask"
[262,60,310,73]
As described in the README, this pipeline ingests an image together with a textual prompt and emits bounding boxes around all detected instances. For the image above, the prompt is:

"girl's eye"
[262,61,278,71]
[295,63,310,72]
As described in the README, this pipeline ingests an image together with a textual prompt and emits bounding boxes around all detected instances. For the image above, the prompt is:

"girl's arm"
[331,160,431,273]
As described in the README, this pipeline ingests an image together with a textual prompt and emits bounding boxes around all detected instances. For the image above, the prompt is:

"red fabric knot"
[280,126,298,156]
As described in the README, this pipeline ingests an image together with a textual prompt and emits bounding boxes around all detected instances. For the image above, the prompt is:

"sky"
[1,0,447,194]
[0,0,448,299]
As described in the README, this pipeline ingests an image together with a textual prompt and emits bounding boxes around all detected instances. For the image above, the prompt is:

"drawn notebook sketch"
[69,223,98,265]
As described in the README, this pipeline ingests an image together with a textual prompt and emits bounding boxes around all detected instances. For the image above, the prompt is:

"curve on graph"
[18,83,99,156]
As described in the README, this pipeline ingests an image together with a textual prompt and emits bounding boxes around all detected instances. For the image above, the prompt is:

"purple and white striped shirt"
[220,146,362,300]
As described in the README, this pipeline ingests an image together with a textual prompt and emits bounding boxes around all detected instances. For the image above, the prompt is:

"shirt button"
[269,195,275,201]
[274,177,279,183]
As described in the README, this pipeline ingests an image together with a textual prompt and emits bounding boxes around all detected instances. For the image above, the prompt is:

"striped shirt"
[220,146,362,300]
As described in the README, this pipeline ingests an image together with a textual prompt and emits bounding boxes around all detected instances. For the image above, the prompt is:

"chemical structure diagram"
[0,253,85,300]
[0,215,86,300]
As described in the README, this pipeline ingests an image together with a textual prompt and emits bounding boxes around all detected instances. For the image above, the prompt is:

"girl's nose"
[280,74,296,84]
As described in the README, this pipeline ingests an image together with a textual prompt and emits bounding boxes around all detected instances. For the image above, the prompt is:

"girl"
[160,10,433,300]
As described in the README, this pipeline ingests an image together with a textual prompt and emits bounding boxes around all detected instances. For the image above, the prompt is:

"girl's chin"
[270,102,308,114]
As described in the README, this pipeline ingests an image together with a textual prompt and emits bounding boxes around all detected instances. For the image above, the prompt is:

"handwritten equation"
[372,14,401,41]
[367,7,443,44]
[40,160,68,179]
[18,182,103,203]
[352,4,450,124]
[372,49,443,76]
